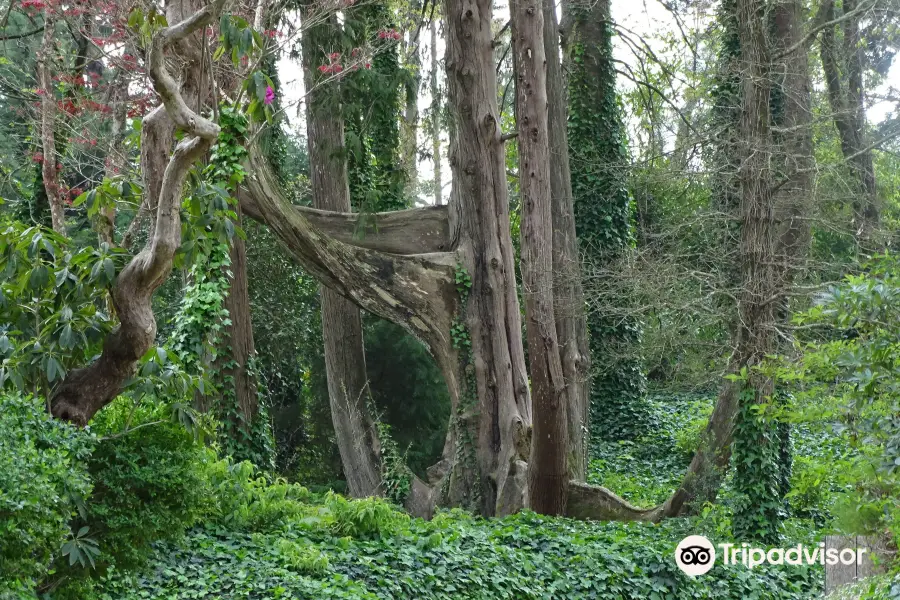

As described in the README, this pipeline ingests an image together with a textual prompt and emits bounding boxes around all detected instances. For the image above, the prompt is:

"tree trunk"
[567,0,648,442]
[430,18,442,206]
[402,9,420,200]
[302,14,383,498]
[543,0,590,482]
[51,0,231,425]
[223,204,261,434]
[443,0,532,516]
[819,0,877,240]
[102,64,130,245]
[729,0,781,540]
[37,8,65,236]
[511,0,569,515]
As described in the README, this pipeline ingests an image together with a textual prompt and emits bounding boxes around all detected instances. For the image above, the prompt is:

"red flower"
[32,152,44,162]
[318,64,329,73]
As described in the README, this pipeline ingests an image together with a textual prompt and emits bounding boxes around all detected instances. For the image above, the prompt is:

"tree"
[302,10,382,498]
[819,0,878,240]
[543,0,590,482]
[566,0,650,442]
[50,0,230,425]
[511,0,569,514]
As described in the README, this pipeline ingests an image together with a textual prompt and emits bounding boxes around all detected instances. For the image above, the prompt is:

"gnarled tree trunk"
[51,0,231,424]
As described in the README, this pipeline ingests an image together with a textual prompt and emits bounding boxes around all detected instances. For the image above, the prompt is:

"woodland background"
[0,0,899,596]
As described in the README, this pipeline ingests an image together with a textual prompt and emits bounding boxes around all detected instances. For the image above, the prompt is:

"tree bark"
[102,64,130,245]
[819,0,877,239]
[402,9,420,199]
[241,197,451,254]
[37,7,65,235]
[512,0,569,515]
[443,0,532,516]
[223,204,260,428]
[543,0,590,482]
[430,18,442,206]
[302,14,383,498]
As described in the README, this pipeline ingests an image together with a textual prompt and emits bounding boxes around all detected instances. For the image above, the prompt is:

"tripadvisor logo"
[675,535,870,576]
[675,535,716,576]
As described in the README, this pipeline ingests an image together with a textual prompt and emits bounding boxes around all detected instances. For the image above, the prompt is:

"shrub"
[77,398,213,570]
[205,458,315,531]
[0,393,93,596]
[325,493,409,539]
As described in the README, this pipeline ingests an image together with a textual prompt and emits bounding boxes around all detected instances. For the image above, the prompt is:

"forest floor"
[84,393,851,600]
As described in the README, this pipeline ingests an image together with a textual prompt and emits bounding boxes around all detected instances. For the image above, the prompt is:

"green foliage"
[588,393,713,506]
[326,493,409,539]
[775,256,900,548]
[205,458,315,531]
[342,0,409,213]
[0,222,121,396]
[0,393,93,595]
[731,382,787,544]
[76,399,214,570]
[365,320,450,479]
[92,503,822,600]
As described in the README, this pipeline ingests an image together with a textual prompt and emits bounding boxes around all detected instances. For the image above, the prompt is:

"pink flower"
[264,85,275,105]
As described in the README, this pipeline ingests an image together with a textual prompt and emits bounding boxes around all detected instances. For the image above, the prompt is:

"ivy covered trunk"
[727,0,782,542]
[566,0,649,441]
[302,14,383,499]
[443,0,532,516]
[543,0,590,482]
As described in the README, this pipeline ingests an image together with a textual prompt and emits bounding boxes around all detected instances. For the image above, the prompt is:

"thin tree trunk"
[37,8,65,235]
[302,15,383,498]
[430,18,442,206]
[103,66,129,245]
[772,0,814,509]
[511,0,569,515]
[543,0,590,482]
[223,204,260,430]
[402,9,420,200]
[819,0,877,239]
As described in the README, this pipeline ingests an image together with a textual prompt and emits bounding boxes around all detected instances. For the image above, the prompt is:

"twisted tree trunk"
[51,0,230,424]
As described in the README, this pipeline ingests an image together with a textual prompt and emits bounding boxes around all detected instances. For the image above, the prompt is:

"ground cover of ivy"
[93,509,822,600]
[81,392,834,600]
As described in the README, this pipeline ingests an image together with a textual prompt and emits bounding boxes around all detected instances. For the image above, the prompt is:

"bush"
[77,398,213,570]
[205,458,316,531]
[0,393,93,596]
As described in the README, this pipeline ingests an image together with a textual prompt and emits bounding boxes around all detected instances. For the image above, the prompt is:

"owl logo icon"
[675,535,716,576]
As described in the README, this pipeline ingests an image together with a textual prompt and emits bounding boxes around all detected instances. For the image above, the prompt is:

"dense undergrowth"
[2,390,881,600]
[4,321,899,598]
